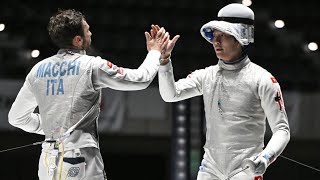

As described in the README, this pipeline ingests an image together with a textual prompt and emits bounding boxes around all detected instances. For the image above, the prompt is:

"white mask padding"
[200,20,254,46]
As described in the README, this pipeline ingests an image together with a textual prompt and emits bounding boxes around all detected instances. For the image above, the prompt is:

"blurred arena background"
[0,0,319,179]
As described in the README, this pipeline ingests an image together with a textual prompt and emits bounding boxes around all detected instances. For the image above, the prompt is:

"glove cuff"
[260,150,276,165]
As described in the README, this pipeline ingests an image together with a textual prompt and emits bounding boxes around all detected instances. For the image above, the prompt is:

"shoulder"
[186,65,217,83]
[29,56,53,73]
[248,62,269,74]
[202,64,218,74]
[249,63,282,91]
[247,62,274,81]
[190,65,215,76]
[88,55,113,68]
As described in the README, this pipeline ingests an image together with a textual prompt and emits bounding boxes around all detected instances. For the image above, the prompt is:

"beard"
[81,38,91,50]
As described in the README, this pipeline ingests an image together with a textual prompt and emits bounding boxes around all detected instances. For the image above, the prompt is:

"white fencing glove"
[241,151,276,176]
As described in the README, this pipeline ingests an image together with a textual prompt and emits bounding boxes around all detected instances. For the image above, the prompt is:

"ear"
[72,35,83,47]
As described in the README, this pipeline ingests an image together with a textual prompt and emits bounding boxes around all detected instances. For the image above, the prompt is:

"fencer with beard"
[157,3,290,180]
[8,9,170,180]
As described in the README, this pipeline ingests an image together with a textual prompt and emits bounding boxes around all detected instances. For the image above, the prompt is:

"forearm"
[158,62,179,102]
[262,128,290,162]
[243,125,290,176]
[9,111,44,134]
[158,62,202,102]
[122,50,161,90]
[8,82,44,135]
[258,72,290,163]
[93,50,161,91]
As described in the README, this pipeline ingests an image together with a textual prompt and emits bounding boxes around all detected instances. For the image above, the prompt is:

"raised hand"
[145,27,169,52]
[150,25,180,60]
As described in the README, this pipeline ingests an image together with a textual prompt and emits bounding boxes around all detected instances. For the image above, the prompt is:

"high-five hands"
[150,24,180,64]
[145,27,169,53]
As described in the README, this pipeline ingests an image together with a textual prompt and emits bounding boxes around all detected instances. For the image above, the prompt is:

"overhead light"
[308,42,318,51]
[31,50,40,58]
[274,20,285,29]
[0,24,5,32]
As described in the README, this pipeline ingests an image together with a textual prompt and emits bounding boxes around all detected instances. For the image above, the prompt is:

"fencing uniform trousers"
[196,149,262,180]
[38,147,106,180]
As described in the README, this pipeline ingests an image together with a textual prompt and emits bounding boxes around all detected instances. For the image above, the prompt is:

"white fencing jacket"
[9,49,160,151]
[159,56,290,171]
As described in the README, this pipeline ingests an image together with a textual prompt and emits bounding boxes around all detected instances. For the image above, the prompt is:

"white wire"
[280,155,320,173]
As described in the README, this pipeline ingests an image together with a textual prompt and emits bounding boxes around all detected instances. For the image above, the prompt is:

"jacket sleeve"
[92,50,161,91]
[158,61,203,102]
[8,77,44,135]
[258,72,290,163]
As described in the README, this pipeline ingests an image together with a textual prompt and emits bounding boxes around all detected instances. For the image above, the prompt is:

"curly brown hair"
[47,9,86,48]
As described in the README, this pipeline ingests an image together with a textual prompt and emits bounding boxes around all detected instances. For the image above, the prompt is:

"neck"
[218,56,250,71]
[58,48,86,55]
[223,44,251,64]
[222,54,247,64]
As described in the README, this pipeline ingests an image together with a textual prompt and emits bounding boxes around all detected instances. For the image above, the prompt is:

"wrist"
[159,54,171,65]
[260,151,276,165]
[161,53,171,59]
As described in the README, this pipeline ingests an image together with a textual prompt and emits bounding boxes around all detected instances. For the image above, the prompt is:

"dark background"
[1,0,319,91]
